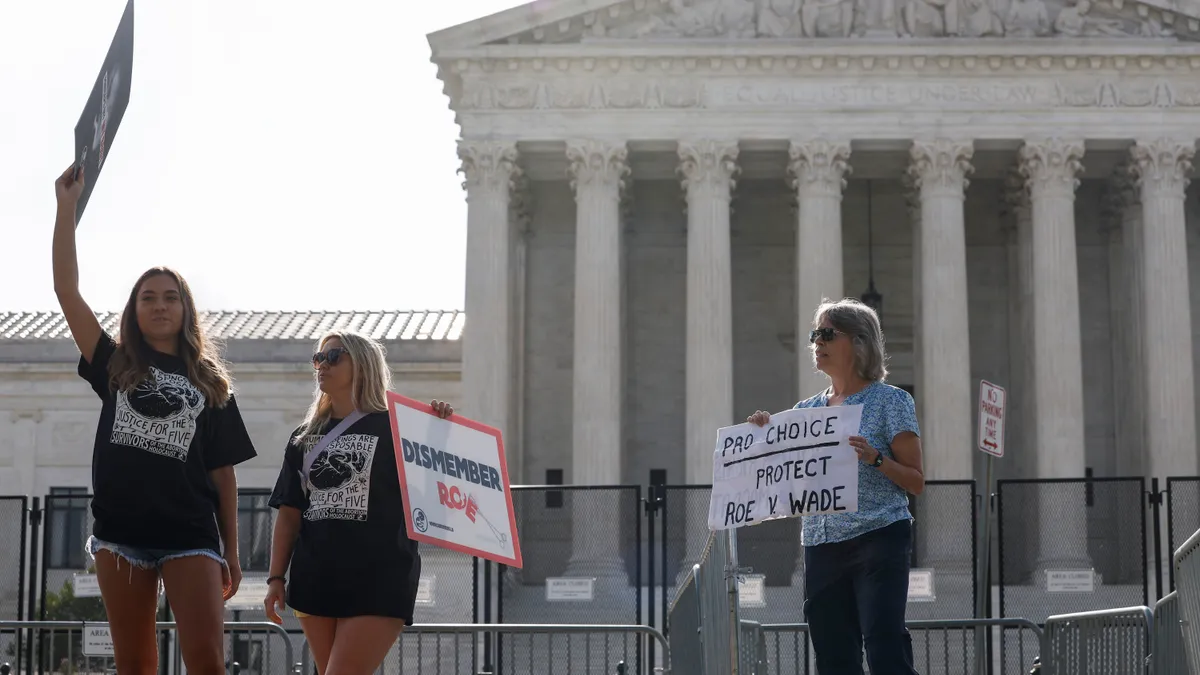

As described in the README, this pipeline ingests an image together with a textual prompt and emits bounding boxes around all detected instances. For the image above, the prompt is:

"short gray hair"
[811,298,889,382]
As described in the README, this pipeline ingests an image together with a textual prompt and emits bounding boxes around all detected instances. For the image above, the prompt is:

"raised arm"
[52,166,102,362]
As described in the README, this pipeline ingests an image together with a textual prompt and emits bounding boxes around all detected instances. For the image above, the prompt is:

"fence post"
[25,497,40,675]
[1149,477,1165,601]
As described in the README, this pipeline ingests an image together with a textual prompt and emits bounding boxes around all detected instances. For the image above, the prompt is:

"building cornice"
[437,39,1200,79]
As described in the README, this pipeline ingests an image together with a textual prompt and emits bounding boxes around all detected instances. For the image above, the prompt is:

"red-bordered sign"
[388,392,523,568]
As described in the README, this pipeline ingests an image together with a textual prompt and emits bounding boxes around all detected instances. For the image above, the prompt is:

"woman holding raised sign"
[52,166,257,675]
[747,298,925,675]
[264,330,452,675]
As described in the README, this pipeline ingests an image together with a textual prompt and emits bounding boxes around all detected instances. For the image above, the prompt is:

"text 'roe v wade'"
[707,405,863,531]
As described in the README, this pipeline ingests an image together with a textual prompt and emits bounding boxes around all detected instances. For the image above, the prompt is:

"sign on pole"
[388,392,523,568]
[707,405,863,531]
[978,380,1006,458]
[73,0,135,225]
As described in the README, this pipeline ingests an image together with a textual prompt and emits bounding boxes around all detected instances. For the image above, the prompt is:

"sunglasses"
[809,328,840,344]
[312,347,349,368]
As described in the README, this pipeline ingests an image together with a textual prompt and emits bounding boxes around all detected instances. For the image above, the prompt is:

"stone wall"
[0,338,462,497]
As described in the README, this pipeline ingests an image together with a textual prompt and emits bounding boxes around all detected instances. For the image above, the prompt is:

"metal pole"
[726,530,740,675]
[974,455,994,675]
[1151,477,1164,602]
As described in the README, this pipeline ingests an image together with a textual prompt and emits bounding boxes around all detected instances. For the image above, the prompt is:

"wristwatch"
[871,453,884,468]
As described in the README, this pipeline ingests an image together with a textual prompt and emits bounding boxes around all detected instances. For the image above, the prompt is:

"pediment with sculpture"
[613,0,1177,39]
[485,0,1190,43]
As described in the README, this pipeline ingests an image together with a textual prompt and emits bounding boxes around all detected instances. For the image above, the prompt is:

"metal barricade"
[0,619,293,675]
[666,530,740,675]
[1042,606,1153,675]
[759,618,1044,675]
[293,624,669,675]
[1151,591,1187,675]
[1173,525,1200,671]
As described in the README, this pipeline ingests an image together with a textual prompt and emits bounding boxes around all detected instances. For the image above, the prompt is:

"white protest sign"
[388,392,523,568]
[82,623,114,657]
[708,405,863,530]
[978,380,1006,458]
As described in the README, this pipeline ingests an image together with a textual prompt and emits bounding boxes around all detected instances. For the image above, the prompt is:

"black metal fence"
[0,475,1196,673]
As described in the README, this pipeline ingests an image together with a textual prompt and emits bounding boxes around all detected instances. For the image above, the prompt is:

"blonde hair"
[109,267,232,407]
[293,330,392,443]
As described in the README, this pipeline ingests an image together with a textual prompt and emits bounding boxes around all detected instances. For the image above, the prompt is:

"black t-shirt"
[77,332,257,552]
[269,411,421,623]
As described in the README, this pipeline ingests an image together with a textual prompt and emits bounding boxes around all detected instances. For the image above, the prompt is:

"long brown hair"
[107,267,233,408]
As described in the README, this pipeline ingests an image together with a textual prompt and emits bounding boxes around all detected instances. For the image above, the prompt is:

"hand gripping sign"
[388,392,523,568]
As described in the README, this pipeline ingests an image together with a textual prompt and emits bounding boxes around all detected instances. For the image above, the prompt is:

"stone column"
[675,140,738,588]
[788,139,852,399]
[454,142,521,626]
[458,141,520,439]
[907,139,974,481]
[903,174,923,424]
[1019,138,1091,572]
[1003,169,1035,479]
[680,140,739,485]
[1103,167,1146,477]
[566,139,629,581]
[1131,139,1199,478]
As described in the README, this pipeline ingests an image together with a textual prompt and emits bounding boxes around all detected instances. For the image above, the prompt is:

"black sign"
[73,0,135,225]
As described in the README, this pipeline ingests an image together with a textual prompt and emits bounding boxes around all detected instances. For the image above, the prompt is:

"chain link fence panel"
[998,478,1146,673]
[1167,477,1200,591]
[496,486,642,675]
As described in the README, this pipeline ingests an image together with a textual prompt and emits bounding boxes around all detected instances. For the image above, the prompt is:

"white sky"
[0,0,525,312]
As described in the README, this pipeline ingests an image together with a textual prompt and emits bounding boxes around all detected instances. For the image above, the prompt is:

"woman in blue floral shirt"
[748,298,925,675]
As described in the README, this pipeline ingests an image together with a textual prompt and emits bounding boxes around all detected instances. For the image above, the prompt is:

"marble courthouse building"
[432,0,1200,623]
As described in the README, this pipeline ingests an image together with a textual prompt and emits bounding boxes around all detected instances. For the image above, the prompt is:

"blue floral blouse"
[793,381,921,547]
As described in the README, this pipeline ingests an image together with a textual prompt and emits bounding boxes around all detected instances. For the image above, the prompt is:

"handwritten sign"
[389,392,522,568]
[707,405,862,531]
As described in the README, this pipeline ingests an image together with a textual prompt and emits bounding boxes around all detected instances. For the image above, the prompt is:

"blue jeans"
[803,519,919,675]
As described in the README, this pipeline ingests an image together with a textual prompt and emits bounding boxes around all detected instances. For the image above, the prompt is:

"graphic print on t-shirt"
[300,433,379,522]
[110,367,205,461]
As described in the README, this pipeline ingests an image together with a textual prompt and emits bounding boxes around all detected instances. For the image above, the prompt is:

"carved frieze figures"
[1054,0,1129,36]
[802,0,856,37]
[612,0,1169,39]
[1005,0,1052,36]
[900,0,960,37]
[758,0,805,36]
[634,0,757,38]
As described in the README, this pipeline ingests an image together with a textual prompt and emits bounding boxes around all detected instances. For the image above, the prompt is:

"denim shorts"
[86,535,226,571]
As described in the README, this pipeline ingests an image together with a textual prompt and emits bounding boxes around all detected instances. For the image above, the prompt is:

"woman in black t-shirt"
[52,166,257,675]
[264,330,451,675]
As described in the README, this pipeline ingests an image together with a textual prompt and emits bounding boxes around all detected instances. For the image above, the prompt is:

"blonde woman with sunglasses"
[264,331,451,675]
